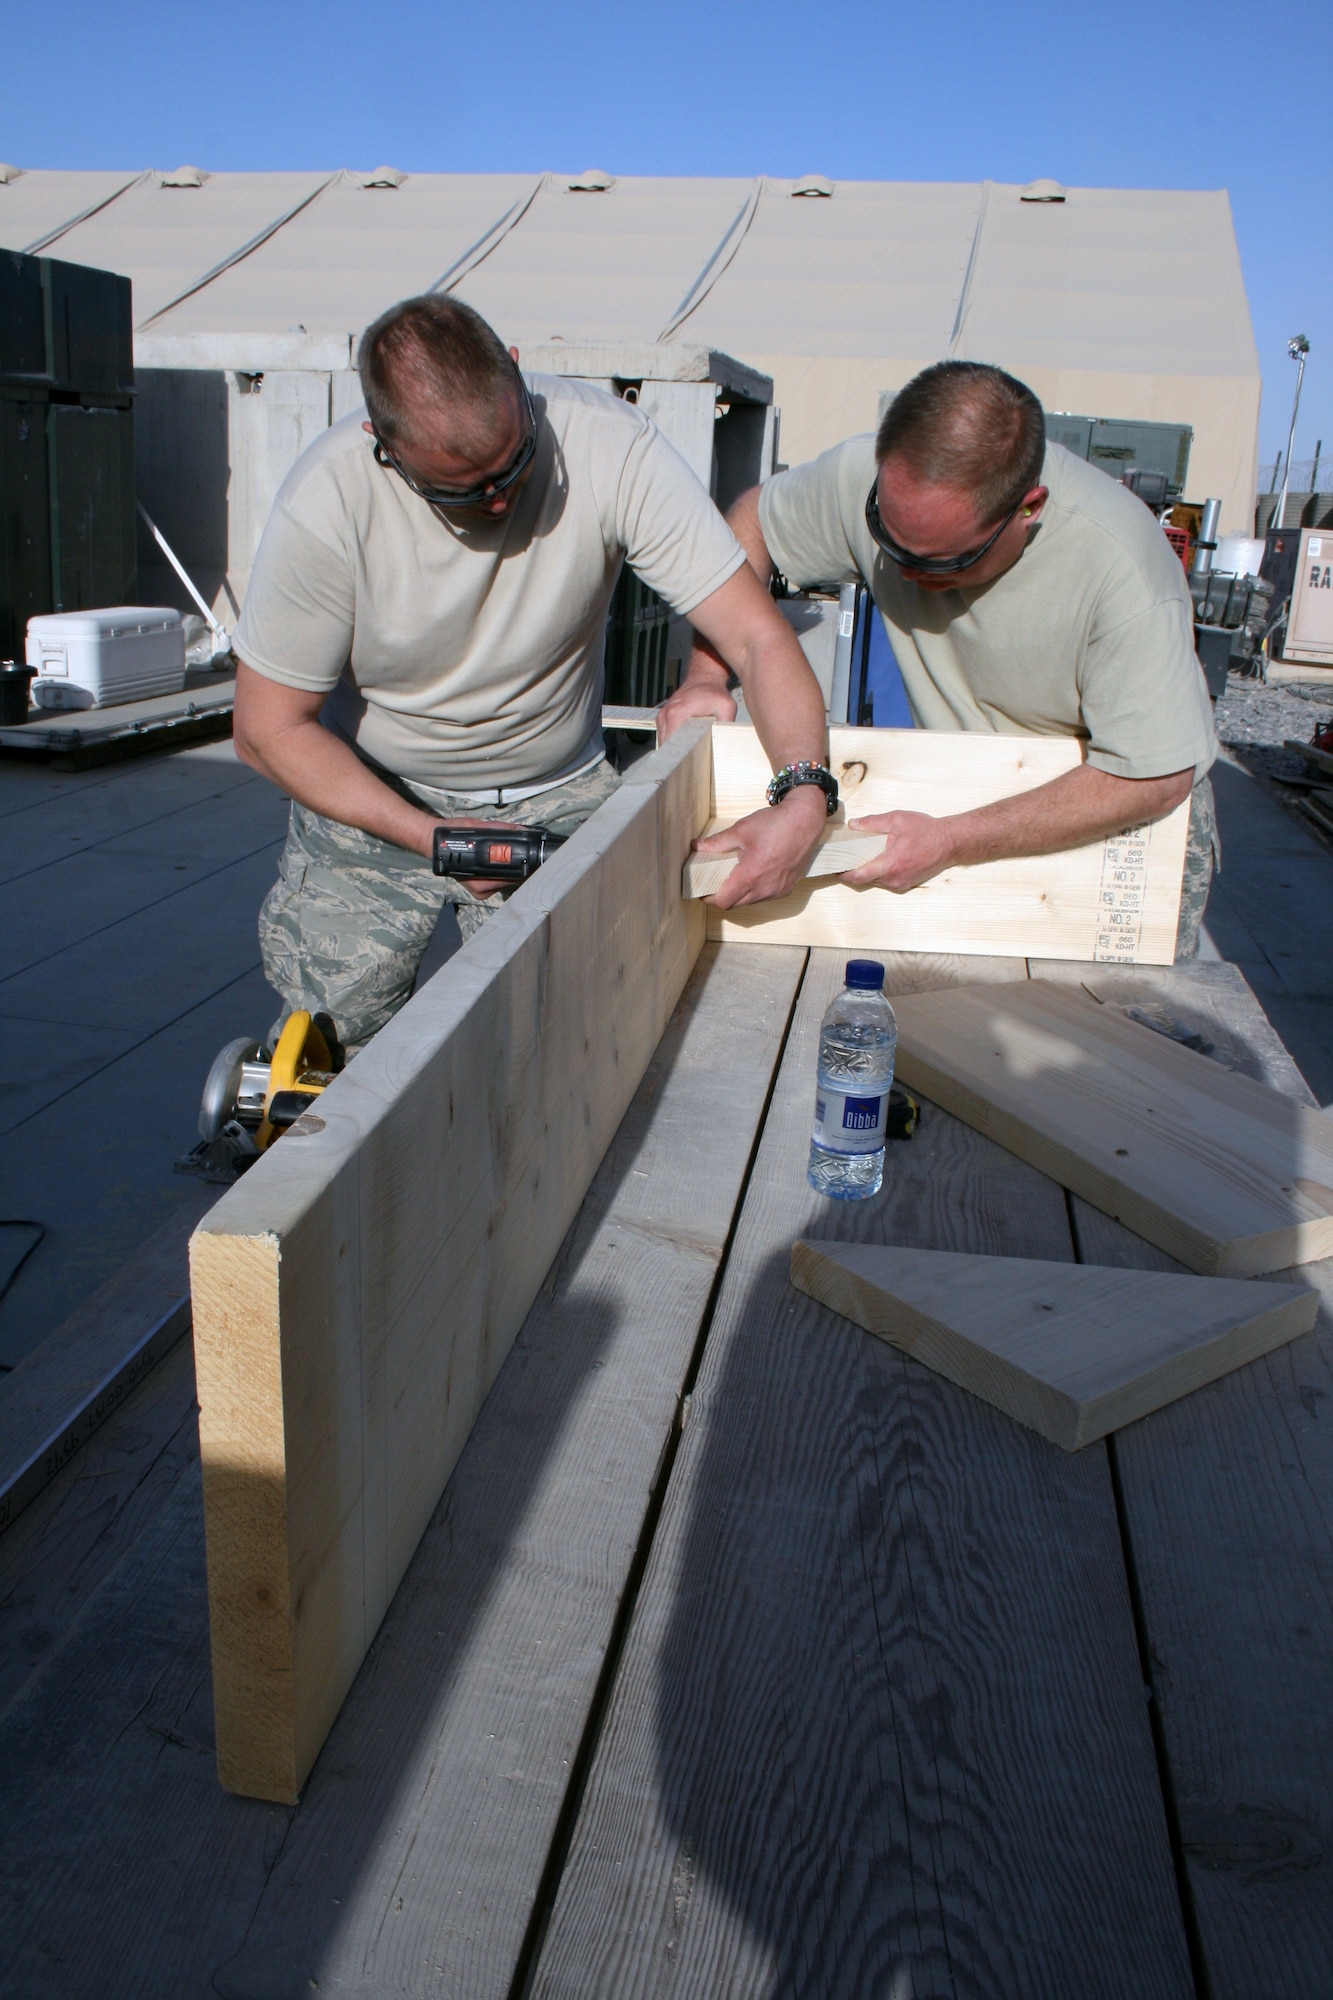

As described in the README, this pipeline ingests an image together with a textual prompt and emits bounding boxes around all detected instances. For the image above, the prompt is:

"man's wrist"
[681,647,733,691]
[775,782,830,827]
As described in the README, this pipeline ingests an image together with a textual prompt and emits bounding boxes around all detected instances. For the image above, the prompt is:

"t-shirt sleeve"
[233,500,356,692]
[757,439,870,589]
[1078,591,1217,782]
[613,420,746,614]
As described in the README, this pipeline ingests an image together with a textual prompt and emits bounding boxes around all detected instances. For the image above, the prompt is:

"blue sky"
[5,0,1329,471]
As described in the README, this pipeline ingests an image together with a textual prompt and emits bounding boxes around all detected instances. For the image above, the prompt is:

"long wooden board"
[704,723,1189,962]
[189,721,713,1802]
[894,979,1333,1276]
[791,1239,1317,1450]
[213,942,806,1999]
[0,943,805,1997]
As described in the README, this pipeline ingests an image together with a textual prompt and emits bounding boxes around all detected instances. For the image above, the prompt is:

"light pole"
[1272,334,1310,532]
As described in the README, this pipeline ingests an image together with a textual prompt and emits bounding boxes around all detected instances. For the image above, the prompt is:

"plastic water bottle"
[807,959,897,1200]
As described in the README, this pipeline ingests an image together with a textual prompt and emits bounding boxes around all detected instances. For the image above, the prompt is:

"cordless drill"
[431,823,567,883]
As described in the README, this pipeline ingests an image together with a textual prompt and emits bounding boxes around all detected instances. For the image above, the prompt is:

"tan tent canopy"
[0,167,1260,526]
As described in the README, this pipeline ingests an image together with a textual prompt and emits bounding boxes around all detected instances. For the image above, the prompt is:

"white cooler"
[27,608,187,710]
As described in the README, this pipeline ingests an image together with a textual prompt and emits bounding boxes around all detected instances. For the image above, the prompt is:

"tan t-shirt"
[759,437,1216,781]
[235,375,745,790]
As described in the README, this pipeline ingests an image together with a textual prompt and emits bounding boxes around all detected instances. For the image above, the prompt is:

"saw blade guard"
[199,1037,266,1142]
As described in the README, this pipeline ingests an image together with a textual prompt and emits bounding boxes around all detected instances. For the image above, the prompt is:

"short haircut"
[875,361,1046,524]
[357,295,517,447]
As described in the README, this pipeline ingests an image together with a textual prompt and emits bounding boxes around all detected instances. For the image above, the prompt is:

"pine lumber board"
[0,939,803,1998]
[683,821,883,898]
[703,723,1189,962]
[893,978,1333,1276]
[530,949,1192,2000]
[791,1239,1317,1450]
[1046,964,1333,2000]
[211,941,806,2000]
[190,722,713,1802]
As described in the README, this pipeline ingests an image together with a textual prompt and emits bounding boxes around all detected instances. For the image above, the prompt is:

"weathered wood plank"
[190,723,713,1801]
[705,724,1188,962]
[1056,964,1333,2000]
[791,1238,1317,1450]
[531,949,1192,2000]
[894,979,1333,1275]
[212,941,806,1999]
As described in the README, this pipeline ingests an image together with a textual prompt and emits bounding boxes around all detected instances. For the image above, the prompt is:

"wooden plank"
[0,1186,214,1534]
[1050,965,1333,2000]
[189,721,713,1802]
[704,723,1188,962]
[212,941,806,2000]
[1285,736,1333,779]
[530,949,1192,2000]
[0,939,803,1997]
[791,1239,1317,1450]
[683,822,883,899]
[894,979,1333,1276]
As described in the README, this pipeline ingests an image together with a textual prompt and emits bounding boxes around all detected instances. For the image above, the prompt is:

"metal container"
[0,661,35,725]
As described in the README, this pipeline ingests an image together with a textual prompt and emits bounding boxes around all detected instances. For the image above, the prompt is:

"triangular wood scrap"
[790,1239,1318,1450]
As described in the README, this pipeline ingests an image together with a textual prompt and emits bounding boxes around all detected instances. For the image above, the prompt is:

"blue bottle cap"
[845,959,886,990]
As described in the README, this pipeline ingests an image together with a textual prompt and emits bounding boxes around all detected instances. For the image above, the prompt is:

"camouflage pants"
[259,759,622,1055]
[1174,773,1219,960]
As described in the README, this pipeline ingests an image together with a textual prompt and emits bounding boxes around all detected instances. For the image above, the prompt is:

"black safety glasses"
[372,376,539,510]
[865,482,1021,576]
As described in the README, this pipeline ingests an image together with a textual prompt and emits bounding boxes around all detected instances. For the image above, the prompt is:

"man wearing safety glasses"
[232,295,830,1056]
[664,361,1217,957]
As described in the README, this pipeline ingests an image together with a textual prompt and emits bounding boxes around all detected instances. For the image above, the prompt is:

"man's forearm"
[237,708,438,857]
[945,763,1192,865]
[844,760,1195,894]
[731,627,829,775]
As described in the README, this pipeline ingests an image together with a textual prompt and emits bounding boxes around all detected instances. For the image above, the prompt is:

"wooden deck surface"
[2,948,1332,1997]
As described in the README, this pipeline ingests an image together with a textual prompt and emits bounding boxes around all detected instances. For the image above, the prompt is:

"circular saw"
[196,1011,338,1166]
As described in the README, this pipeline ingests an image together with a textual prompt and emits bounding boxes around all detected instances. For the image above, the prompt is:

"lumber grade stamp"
[893,978,1333,1276]
[699,723,1188,962]
[790,1240,1317,1450]
[531,950,1191,2000]
[190,722,713,1802]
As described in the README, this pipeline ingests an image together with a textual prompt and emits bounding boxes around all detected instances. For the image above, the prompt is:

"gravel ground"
[1212,671,1333,824]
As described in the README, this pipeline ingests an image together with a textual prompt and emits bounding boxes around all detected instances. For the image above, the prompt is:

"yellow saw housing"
[255,1011,335,1151]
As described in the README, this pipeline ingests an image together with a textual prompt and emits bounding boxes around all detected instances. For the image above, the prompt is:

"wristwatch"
[766,761,840,816]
